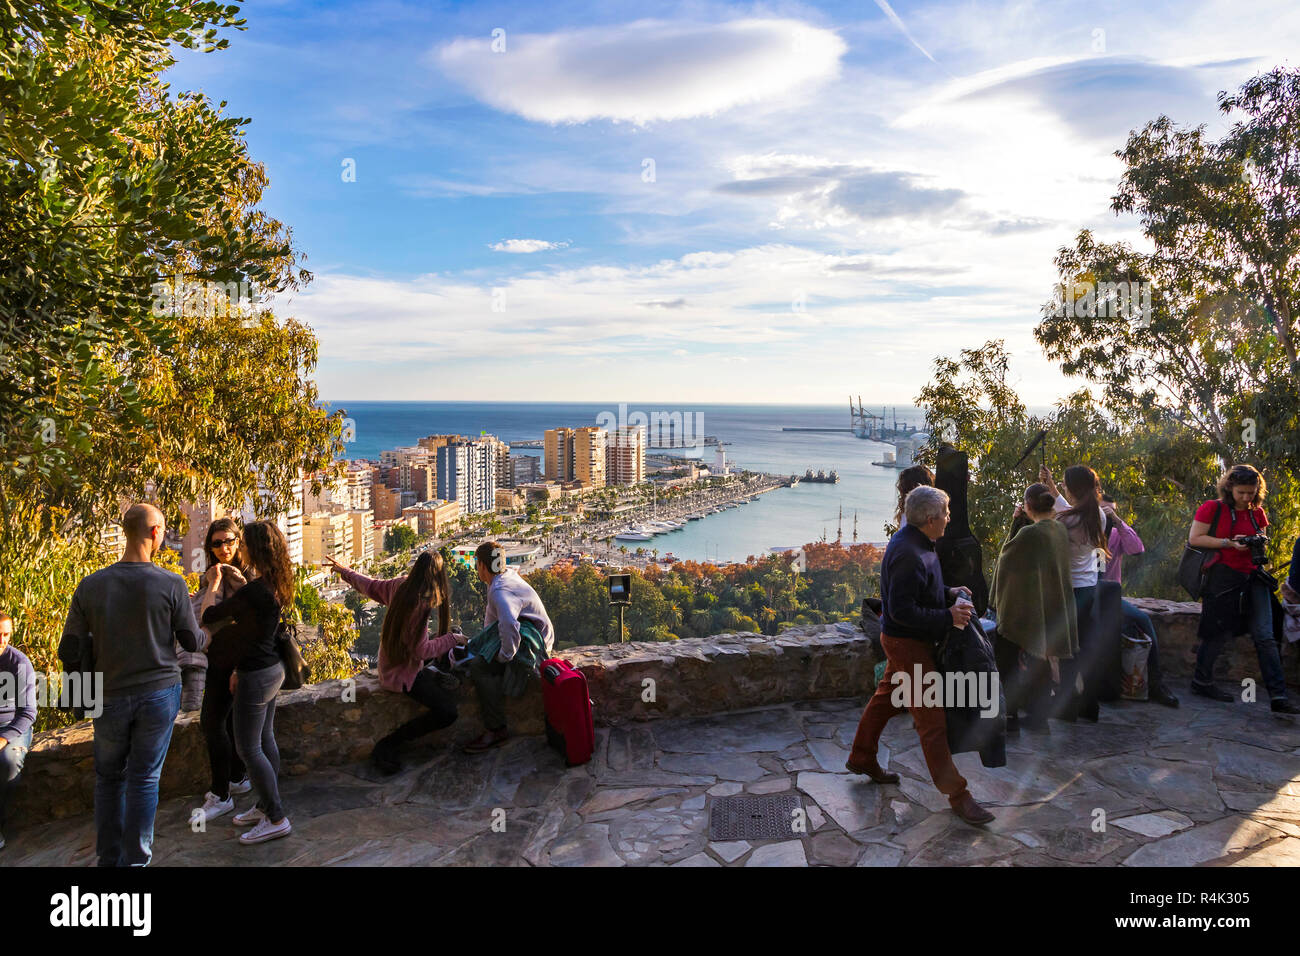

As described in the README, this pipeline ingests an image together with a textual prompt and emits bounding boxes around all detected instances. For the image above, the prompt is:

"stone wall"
[1129,597,1300,686]
[10,621,878,827]
[15,600,1298,829]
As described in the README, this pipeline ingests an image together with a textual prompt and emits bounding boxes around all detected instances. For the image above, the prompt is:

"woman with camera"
[327,551,466,774]
[1188,464,1299,714]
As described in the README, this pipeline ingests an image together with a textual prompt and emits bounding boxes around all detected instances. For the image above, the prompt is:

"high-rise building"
[348,508,374,566]
[410,464,437,502]
[544,426,606,488]
[543,428,573,482]
[436,439,497,514]
[345,462,373,511]
[574,426,606,489]
[606,426,645,486]
[480,434,512,490]
[511,454,540,487]
[302,510,354,567]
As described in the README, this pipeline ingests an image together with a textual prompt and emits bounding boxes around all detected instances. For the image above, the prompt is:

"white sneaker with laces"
[197,791,234,822]
[232,806,266,827]
[228,777,252,796]
[239,816,291,845]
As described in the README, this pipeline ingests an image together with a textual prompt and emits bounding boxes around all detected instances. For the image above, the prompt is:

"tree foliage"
[0,1,343,703]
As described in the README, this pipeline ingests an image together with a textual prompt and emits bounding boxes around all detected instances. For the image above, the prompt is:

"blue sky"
[165,0,1297,404]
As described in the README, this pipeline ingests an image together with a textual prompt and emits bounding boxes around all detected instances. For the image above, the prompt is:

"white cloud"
[436,18,846,124]
[489,239,570,253]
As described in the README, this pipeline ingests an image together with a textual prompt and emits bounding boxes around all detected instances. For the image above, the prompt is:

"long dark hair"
[203,517,249,575]
[1058,465,1109,555]
[381,551,451,670]
[241,521,295,609]
[896,465,935,523]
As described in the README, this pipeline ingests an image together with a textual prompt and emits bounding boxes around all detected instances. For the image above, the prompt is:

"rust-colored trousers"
[849,633,970,805]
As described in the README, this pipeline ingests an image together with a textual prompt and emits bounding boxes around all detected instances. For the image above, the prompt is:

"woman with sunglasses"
[189,518,252,822]
[203,521,296,845]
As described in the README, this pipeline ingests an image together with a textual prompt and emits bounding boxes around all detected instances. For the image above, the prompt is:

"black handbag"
[277,619,311,690]
[1177,501,1223,600]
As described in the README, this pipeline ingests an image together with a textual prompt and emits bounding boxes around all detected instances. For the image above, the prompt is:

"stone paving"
[9,691,1300,866]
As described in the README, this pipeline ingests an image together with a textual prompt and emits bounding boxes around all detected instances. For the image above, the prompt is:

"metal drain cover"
[709,793,802,841]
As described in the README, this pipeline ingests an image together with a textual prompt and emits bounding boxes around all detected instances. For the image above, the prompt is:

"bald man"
[60,503,200,866]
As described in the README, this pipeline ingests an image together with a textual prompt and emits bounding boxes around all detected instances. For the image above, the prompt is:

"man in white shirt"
[464,541,555,753]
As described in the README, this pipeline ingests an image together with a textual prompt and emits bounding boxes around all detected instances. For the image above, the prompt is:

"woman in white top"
[1039,465,1109,721]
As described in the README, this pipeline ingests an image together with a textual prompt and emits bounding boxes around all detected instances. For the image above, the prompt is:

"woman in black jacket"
[203,521,295,845]
[190,518,251,824]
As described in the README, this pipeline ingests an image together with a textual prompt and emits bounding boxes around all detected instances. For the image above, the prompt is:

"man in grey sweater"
[60,503,201,866]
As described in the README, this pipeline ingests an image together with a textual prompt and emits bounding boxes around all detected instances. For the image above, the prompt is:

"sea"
[323,401,931,563]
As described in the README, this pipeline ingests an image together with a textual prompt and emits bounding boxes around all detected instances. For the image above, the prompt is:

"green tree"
[1,1,342,711]
[384,523,417,554]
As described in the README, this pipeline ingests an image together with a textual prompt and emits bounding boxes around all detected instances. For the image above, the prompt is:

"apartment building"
[544,426,606,488]
[436,438,497,515]
[605,426,646,486]
[348,508,374,566]
[302,510,354,567]
[401,498,460,537]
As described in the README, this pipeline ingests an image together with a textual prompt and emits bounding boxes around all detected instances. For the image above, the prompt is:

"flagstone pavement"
[9,692,1300,866]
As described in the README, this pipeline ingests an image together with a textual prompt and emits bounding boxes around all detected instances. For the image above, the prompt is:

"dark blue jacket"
[881,524,955,642]
[0,645,36,742]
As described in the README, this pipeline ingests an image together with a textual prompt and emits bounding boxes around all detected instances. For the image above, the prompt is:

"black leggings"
[199,663,246,799]
[377,668,459,750]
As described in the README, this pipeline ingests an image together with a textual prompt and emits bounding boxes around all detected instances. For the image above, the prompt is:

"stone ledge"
[1129,597,1300,686]
[10,621,879,827]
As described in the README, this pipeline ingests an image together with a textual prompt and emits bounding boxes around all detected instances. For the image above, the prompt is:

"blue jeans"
[1194,579,1288,700]
[1121,599,1164,689]
[0,727,33,831]
[93,683,181,866]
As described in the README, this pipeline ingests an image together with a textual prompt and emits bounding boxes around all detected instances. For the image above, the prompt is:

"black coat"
[935,617,1007,768]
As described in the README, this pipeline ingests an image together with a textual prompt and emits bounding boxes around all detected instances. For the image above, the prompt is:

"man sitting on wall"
[463,542,555,754]
[0,612,36,852]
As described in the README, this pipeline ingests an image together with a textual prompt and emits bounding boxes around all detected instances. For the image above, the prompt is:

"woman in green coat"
[992,483,1079,733]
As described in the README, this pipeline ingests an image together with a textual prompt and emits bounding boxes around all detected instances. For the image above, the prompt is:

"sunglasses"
[212,537,239,547]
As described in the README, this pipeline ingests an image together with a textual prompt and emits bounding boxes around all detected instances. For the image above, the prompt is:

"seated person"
[0,612,36,852]
[463,542,555,754]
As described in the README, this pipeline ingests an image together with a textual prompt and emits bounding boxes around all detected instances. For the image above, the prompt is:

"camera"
[1240,534,1269,566]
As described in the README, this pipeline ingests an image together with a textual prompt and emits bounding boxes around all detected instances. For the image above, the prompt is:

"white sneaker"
[239,815,291,845]
[197,791,234,822]
[232,806,266,827]
[228,777,252,796]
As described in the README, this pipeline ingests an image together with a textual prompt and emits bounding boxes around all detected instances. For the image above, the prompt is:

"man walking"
[60,503,201,866]
[0,612,36,852]
[847,485,996,825]
[463,541,554,753]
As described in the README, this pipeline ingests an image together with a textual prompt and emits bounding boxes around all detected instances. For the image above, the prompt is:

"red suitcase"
[540,658,594,766]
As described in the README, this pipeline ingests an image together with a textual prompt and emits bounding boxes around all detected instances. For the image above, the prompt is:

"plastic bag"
[1120,632,1152,701]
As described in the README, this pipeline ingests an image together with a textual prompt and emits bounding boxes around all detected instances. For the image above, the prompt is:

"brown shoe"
[951,792,995,825]
[463,728,509,754]
[845,758,900,784]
